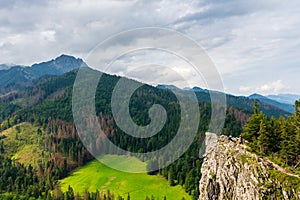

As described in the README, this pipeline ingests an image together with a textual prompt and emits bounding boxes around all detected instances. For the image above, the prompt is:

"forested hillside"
[0,68,248,199]
[243,101,300,173]
[0,61,297,199]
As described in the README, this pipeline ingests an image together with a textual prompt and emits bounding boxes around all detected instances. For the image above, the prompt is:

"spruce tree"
[243,101,265,146]
[257,118,269,154]
[267,116,282,153]
[168,169,175,186]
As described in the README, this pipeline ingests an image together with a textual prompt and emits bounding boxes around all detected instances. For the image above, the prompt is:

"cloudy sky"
[1,0,300,96]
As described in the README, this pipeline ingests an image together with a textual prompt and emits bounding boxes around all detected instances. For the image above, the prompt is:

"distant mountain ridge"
[0,56,293,119]
[0,54,86,90]
[0,56,297,200]
[0,63,17,70]
[249,93,295,113]
[156,84,180,91]
[267,94,300,105]
[157,84,291,118]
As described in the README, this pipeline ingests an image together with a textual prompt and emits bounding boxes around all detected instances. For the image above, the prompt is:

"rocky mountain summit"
[199,133,300,200]
[0,54,85,89]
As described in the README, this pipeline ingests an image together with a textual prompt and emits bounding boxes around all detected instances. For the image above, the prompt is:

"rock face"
[199,133,300,200]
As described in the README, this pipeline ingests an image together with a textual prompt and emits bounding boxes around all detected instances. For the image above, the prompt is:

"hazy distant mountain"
[0,63,17,70]
[267,94,300,105]
[0,56,297,200]
[192,86,209,93]
[249,93,294,113]
[159,85,209,93]
[156,84,180,91]
[0,54,86,89]
[158,85,291,118]
[0,55,292,119]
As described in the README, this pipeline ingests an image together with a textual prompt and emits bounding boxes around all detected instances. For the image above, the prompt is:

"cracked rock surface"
[198,133,300,200]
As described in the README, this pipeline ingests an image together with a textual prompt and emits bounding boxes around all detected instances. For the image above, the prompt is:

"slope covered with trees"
[0,68,249,199]
[243,101,300,172]
[0,62,295,199]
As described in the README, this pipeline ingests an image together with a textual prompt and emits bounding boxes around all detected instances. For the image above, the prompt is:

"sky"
[0,0,300,96]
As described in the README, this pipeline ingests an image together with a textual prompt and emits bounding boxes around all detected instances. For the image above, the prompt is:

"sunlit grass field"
[1,122,48,166]
[60,155,191,200]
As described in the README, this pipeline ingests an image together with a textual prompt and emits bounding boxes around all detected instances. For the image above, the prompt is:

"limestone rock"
[199,134,300,200]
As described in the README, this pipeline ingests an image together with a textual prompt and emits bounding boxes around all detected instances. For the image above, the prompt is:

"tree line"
[244,101,300,168]
[0,70,246,199]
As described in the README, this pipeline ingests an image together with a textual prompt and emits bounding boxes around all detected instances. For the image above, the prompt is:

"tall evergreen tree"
[243,101,265,145]
[168,169,175,186]
[267,116,282,153]
[257,118,269,154]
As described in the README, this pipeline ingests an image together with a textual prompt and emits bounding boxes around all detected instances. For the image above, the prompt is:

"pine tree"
[243,101,265,145]
[295,100,300,116]
[127,193,130,200]
[279,101,300,165]
[254,101,259,114]
[168,169,175,186]
[66,185,74,200]
[257,118,269,154]
[267,116,282,153]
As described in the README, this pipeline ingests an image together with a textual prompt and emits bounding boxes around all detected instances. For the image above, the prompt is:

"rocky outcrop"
[199,133,300,200]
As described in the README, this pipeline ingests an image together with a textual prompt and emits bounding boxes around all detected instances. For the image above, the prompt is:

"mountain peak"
[30,54,85,75]
[0,54,85,88]
[156,84,180,90]
[0,63,16,70]
[55,54,79,61]
[192,86,208,93]
[248,93,265,98]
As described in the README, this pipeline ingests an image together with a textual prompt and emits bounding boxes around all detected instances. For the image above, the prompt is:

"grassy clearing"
[60,155,191,200]
[0,122,48,166]
[98,154,147,173]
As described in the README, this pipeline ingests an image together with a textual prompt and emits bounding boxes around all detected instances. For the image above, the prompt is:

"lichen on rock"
[198,133,300,200]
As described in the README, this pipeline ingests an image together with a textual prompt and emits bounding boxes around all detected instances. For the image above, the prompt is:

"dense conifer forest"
[244,101,300,170]
[0,69,297,199]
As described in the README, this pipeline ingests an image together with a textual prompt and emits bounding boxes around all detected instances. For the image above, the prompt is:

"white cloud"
[40,30,56,42]
[0,0,300,95]
[239,86,251,92]
[257,80,285,94]
[237,80,286,95]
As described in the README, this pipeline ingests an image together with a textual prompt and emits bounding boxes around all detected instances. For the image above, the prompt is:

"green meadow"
[1,122,48,166]
[60,155,191,200]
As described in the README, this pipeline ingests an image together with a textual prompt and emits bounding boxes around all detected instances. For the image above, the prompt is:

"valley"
[60,155,191,200]
[0,55,299,199]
